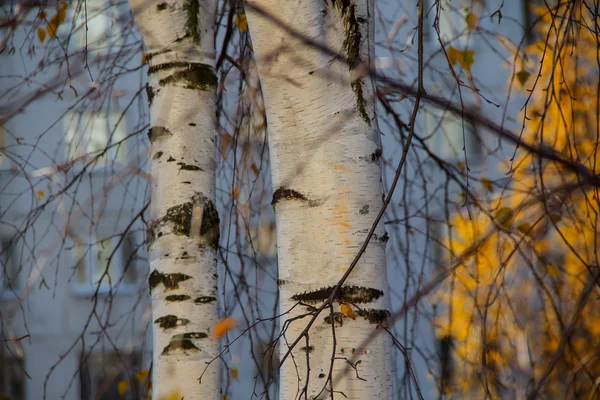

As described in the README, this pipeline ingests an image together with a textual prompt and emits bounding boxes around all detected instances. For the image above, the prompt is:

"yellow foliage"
[436,3,600,398]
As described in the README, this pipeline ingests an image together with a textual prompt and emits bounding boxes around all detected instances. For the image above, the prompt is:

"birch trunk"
[128,0,220,398]
[245,1,393,398]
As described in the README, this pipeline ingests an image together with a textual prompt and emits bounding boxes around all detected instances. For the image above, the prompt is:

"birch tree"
[245,1,394,398]
[127,0,221,398]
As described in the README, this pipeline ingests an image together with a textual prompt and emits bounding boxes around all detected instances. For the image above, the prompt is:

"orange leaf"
[213,317,236,339]
[47,23,58,39]
[135,369,149,382]
[234,13,248,32]
[36,190,45,200]
[142,53,147,65]
[230,368,239,381]
[232,186,239,199]
[117,380,130,396]
[340,303,356,319]
[37,27,47,43]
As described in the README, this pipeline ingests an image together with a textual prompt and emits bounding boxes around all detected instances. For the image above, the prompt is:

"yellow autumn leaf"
[466,12,478,31]
[142,53,147,65]
[47,23,58,38]
[135,369,149,382]
[480,177,494,193]
[213,316,236,339]
[447,46,461,67]
[460,49,475,73]
[446,46,475,73]
[457,161,466,173]
[37,27,47,43]
[234,13,248,32]
[230,368,239,381]
[117,380,130,397]
[36,190,45,200]
[340,302,357,319]
[38,10,47,19]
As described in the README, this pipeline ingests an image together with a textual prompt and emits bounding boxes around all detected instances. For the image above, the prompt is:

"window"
[0,355,25,400]
[0,238,20,295]
[64,110,128,167]
[80,351,142,400]
[71,232,138,293]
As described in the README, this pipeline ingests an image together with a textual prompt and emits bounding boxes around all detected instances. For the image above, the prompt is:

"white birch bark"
[245,1,393,398]
[128,0,220,398]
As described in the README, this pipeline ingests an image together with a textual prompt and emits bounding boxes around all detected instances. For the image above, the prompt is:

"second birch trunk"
[246,1,394,398]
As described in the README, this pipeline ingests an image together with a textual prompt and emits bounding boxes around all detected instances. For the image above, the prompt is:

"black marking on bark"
[173,332,208,340]
[183,0,200,44]
[319,373,326,378]
[351,80,370,125]
[179,251,191,259]
[277,279,290,286]
[165,294,191,302]
[149,270,191,292]
[271,187,320,207]
[356,16,366,23]
[189,122,197,126]
[195,296,217,304]
[359,148,382,163]
[162,339,199,355]
[300,346,315,353]
[145,83,155,106]
[155,62,217,91]
[373,232,389,244]
[182,181,191,184]
[177,162,202,171]
[167,156,175,162]
[148,126,172,144]
[145,49,172,63]
[156,2,167,11]
[152,151,163,160]
[359,205,369,215]
[199,197,220,249]
[292,285,383,304]
[356,308,390,324]
[147,193,219,250]
[154,315,189,329]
